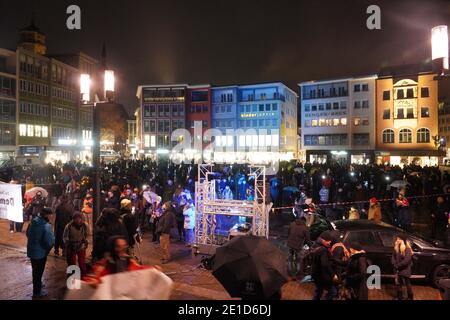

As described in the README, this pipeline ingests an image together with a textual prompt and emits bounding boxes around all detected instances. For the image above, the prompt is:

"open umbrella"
[212,235,288,299]
[390,180,410,189]
[25,186,48,198]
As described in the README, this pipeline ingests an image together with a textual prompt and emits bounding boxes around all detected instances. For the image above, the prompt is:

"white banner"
[0,183,23,223]
[64,268,173,300]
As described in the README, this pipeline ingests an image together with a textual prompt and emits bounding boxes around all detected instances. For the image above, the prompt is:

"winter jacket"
[345,252,368,300]
[183,204,196,230]
[26,216,55,259]
[311,243,335,285]
[391,248,413,278]
[54,202,74,235]
[368,203,382,223]
[156,209,176,234]
[121,209,138,246]
[63,221,89,251]
[287,219,310,251]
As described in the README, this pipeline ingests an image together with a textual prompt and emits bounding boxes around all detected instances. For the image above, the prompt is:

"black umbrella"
[212,235,288,299]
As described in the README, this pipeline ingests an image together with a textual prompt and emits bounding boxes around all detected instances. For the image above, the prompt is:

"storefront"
[375,150,444,166]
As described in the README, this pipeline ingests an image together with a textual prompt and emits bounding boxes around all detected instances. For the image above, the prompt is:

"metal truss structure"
[194,164,271,255]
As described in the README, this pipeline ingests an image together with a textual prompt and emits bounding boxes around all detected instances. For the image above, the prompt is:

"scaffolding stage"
[193,164,271,255]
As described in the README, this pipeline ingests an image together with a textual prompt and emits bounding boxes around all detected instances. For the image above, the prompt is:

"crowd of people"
[2,158,449,299]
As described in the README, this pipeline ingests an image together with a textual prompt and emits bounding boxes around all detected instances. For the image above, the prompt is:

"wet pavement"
[0,219,443,300]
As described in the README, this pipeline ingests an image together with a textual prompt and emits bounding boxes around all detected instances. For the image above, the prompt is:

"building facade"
[375,65,442,166]
[136,84,187,159]
[299,75,377,164]
[0,48,17,160]
[136,82,298,164]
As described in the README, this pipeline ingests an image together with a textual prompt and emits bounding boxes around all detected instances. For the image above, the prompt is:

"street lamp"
[80,71,115,253]
[431,25,449,73]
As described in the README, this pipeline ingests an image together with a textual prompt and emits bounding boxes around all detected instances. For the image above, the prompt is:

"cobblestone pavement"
[0,219,443,300]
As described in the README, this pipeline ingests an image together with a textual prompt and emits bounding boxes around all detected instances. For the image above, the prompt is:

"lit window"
[382,129,394,144]
[27,125,34,137]
[399,128,412,143]
[34,125,41,137]
[417,128,430,143]
[19,124,26,136]
[341,118,347,125]
[271,134,279,147]
[42,126,48,138]
[144,134,150,147]
[150,135,156,147]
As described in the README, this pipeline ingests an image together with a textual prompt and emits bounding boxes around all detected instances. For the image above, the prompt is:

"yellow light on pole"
[431,25,449,70]
[104,70,115,100]
[80,74,91,103]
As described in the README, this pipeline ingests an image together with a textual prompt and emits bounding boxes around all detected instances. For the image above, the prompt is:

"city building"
[136,82,298,164]
[375,64,443,166]
[299,75,377,164]
[0,48,17,160]
[214,82,297,164]
[136,84,187,159]
[437,76,450,162]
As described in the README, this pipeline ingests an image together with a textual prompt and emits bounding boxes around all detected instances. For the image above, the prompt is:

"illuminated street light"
[431,25,449,71]
[80,74,91,103]
[104,70,115,100]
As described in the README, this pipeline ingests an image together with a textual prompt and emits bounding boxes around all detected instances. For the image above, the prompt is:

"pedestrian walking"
[157,201,176,264]
[345,242,368,300]
[54,194,74,256]
[63,212,89,277]
[392,234,414,300]
[26,207,55,298]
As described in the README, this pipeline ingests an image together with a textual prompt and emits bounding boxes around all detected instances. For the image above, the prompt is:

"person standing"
[368,197,382,223]
[345,242,368,300]
[82,193,94,235]
[311,232,336,300]
[120,199,139,248]
[63,212,89,277]
[395,189,411,231]
[157,201,176,264]
[287,216,310,280]
[392,234,414,300]
[54,194,74,256]
[26,207,55,298]
[319,185,329,204]
[432,196,449,242]
[182,199,196,247]
[150,196,163,243]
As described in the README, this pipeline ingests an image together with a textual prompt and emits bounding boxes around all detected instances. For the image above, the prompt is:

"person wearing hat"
[26,207,55,298]
[345,242,368,300]
[82,193,94,235]
[156,201,177,264]
[368,197,382,224]
[63,212,89,277]
[310,231,337,300]
[120,198,138,248]
[391,234,414,300]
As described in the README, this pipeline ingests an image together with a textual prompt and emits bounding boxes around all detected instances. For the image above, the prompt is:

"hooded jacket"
[27,216,55,259]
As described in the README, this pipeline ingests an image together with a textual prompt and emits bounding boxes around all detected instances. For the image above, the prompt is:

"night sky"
[1,0,450,115]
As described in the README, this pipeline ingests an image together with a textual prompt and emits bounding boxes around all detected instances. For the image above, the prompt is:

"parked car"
[331,220,450,287]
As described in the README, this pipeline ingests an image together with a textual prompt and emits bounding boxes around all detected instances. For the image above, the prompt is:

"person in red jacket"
[85,236,157,286]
